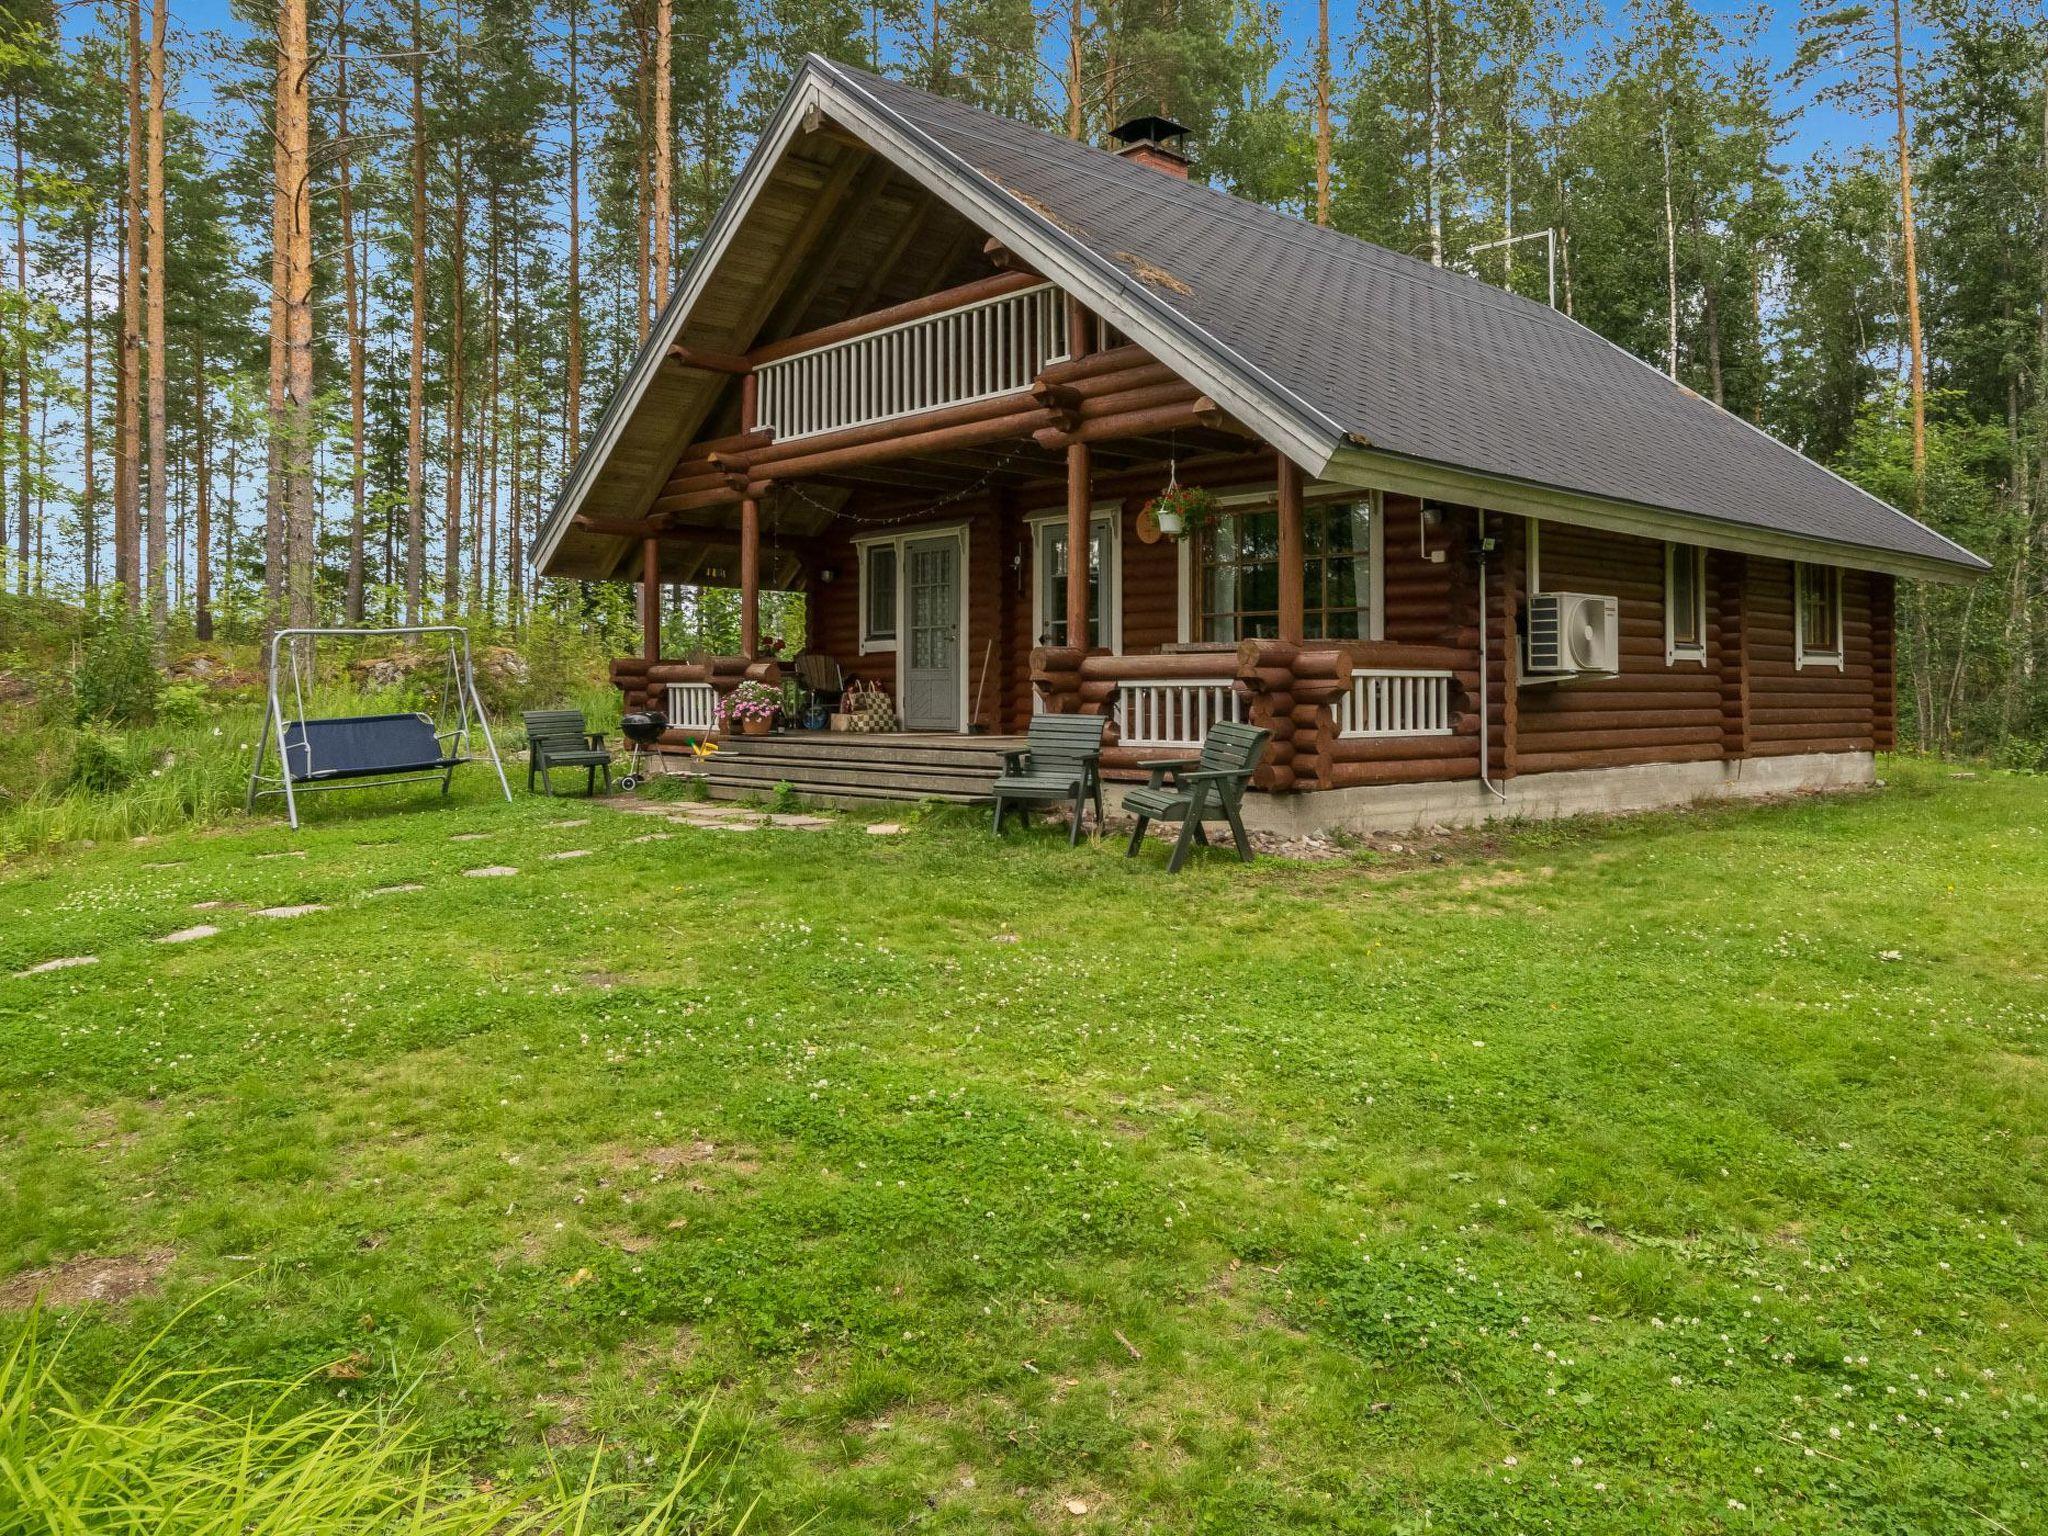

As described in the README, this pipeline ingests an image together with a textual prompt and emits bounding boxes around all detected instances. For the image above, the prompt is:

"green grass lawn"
[2,761,2043,1533]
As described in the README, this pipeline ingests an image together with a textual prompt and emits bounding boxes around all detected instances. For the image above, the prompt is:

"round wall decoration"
[1135,505,1162,544]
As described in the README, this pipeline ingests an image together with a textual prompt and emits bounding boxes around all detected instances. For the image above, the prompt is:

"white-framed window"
[1188,489,1384,642]
[1794,561,1844,670]
[858,539,898,653]
[1665,541,1707,665]
[1028,508,1121,651]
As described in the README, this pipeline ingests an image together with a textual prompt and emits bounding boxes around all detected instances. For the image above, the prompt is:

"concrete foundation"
[1237,751,1878,839]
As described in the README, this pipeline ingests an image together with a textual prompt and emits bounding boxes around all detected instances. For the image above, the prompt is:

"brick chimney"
[1109,115,1191,179]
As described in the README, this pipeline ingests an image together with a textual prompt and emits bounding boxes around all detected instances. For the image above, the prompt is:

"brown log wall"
[622,502,1895,786]
[1513,523,1725,775]
[1745,557,1878,757]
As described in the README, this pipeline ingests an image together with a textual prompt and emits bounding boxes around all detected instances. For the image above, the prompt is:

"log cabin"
[534,57,1987,831]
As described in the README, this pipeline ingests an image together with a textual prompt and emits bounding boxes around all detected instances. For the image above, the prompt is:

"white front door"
[901,535,962,731]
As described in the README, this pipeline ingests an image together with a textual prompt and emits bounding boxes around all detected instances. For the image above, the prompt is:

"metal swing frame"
[246,625,513,829]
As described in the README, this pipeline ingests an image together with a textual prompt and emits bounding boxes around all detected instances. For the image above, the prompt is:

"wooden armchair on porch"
[991,714,1108,846]
[792,652,846,716]
[1123,721,1272,873]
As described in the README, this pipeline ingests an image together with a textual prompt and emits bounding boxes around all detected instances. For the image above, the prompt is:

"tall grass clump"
[0,1306,756,1535]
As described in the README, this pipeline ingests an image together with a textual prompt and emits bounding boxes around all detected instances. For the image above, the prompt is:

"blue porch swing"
[245,625,512,829]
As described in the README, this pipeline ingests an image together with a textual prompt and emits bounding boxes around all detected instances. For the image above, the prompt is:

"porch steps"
[700,732,1026,809]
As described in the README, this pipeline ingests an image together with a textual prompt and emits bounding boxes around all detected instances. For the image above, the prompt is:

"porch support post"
[1064,298,1093,651]
[739,496,761,657]
[739,371,762,658]
[1276,450,1305,643]
[641,536,661,662]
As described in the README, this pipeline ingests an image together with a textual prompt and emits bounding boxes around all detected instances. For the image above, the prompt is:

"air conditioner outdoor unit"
[1525,591,1619,677]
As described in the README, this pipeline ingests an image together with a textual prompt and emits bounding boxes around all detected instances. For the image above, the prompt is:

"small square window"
[1666,543,1707,664]
[861,543,897,649]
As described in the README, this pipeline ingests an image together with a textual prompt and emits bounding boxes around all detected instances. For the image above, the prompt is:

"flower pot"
[1154,507,1186,538]
[740,716,771,736]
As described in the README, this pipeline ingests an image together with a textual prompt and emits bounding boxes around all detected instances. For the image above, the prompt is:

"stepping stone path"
[191,900,230,911]
[12,956,97,978]
[141,861,184,870]
[450,832,494,842]
[464,866,518,878]
[766,814,833,830]
[550,819,590,828]
[866,823,906,836]
[158,925,219,945]
[546,849,592,861]
[256,850,307,860]
[368,883,426,896]
[255,904,327,919]
[627,833,672,844]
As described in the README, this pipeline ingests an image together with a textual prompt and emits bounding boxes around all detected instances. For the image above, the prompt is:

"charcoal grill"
[616,711,675,790]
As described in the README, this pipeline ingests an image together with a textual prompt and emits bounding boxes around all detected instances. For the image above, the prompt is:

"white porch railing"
[1115,679,1247,750]
[666,682,719,732]
[756,283,1070,443]
[1338,668,1456,738]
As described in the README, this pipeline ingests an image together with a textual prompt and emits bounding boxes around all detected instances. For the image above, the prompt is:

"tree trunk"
[13,91,29,595]
[651,0,672,312]
[634,21,650,341]
[275,0,316,628]
[1314,0,1331,226]
[194,336,212,639]
[1890,0,1927,485]
[404,0,428,620]
[81,217,97,596]
[144,0,169,631]
[1066,0,1084,140]
[1660,118,1679,380]
[565,0,583,459]
[118,0,143,607]
[1423,0,1442,266]
[444,1,467,615]
[338,7,367,622]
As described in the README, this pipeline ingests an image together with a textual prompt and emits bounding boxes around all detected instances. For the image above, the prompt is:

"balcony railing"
[756,283,1070,443]
[1337,668,1456,738]
[667,681,719,732]
[1115,678,1248,751]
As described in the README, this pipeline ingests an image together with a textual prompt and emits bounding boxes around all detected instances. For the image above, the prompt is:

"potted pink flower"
[721,678,780,736]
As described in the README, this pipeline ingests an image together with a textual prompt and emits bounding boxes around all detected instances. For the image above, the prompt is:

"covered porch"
[596,273,1498,800]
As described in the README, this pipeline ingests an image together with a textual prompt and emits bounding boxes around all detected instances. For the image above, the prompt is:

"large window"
[1666,542,1707,665]
[1795,562,1843,669]
[1197,497,1377,642]
[860,541,897,651]
[1033,514,1116,649]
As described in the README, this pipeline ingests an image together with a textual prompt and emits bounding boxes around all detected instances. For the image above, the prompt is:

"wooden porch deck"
[699,731,1031,809]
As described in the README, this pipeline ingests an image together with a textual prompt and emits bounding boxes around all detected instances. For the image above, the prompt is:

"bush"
[156,680,214,728]
[65,728,137,795]
[73,608,160,726]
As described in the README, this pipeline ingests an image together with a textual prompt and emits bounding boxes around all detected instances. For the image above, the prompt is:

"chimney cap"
[1109,114,1191,150]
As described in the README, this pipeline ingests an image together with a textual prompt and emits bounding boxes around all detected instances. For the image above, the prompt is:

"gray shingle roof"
[817,58,1985,575]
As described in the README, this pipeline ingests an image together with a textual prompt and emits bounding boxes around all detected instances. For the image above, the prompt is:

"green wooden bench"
[991,713,1107,845]
[1122,719,1272,873]
[522,709,613,797]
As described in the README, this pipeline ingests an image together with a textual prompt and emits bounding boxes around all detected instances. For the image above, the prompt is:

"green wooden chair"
[1122,719,1272,873]
[991,713,1107,845]
[522,709,613,797]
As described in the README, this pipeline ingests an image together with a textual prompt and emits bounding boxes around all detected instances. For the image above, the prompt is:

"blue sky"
[123,0,1890,169]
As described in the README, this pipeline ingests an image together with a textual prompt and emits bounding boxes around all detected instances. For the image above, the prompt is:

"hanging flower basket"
[1144,483,1218,541]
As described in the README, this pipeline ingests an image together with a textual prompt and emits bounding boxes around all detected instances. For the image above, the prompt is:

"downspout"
[1475,525,1509,804]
